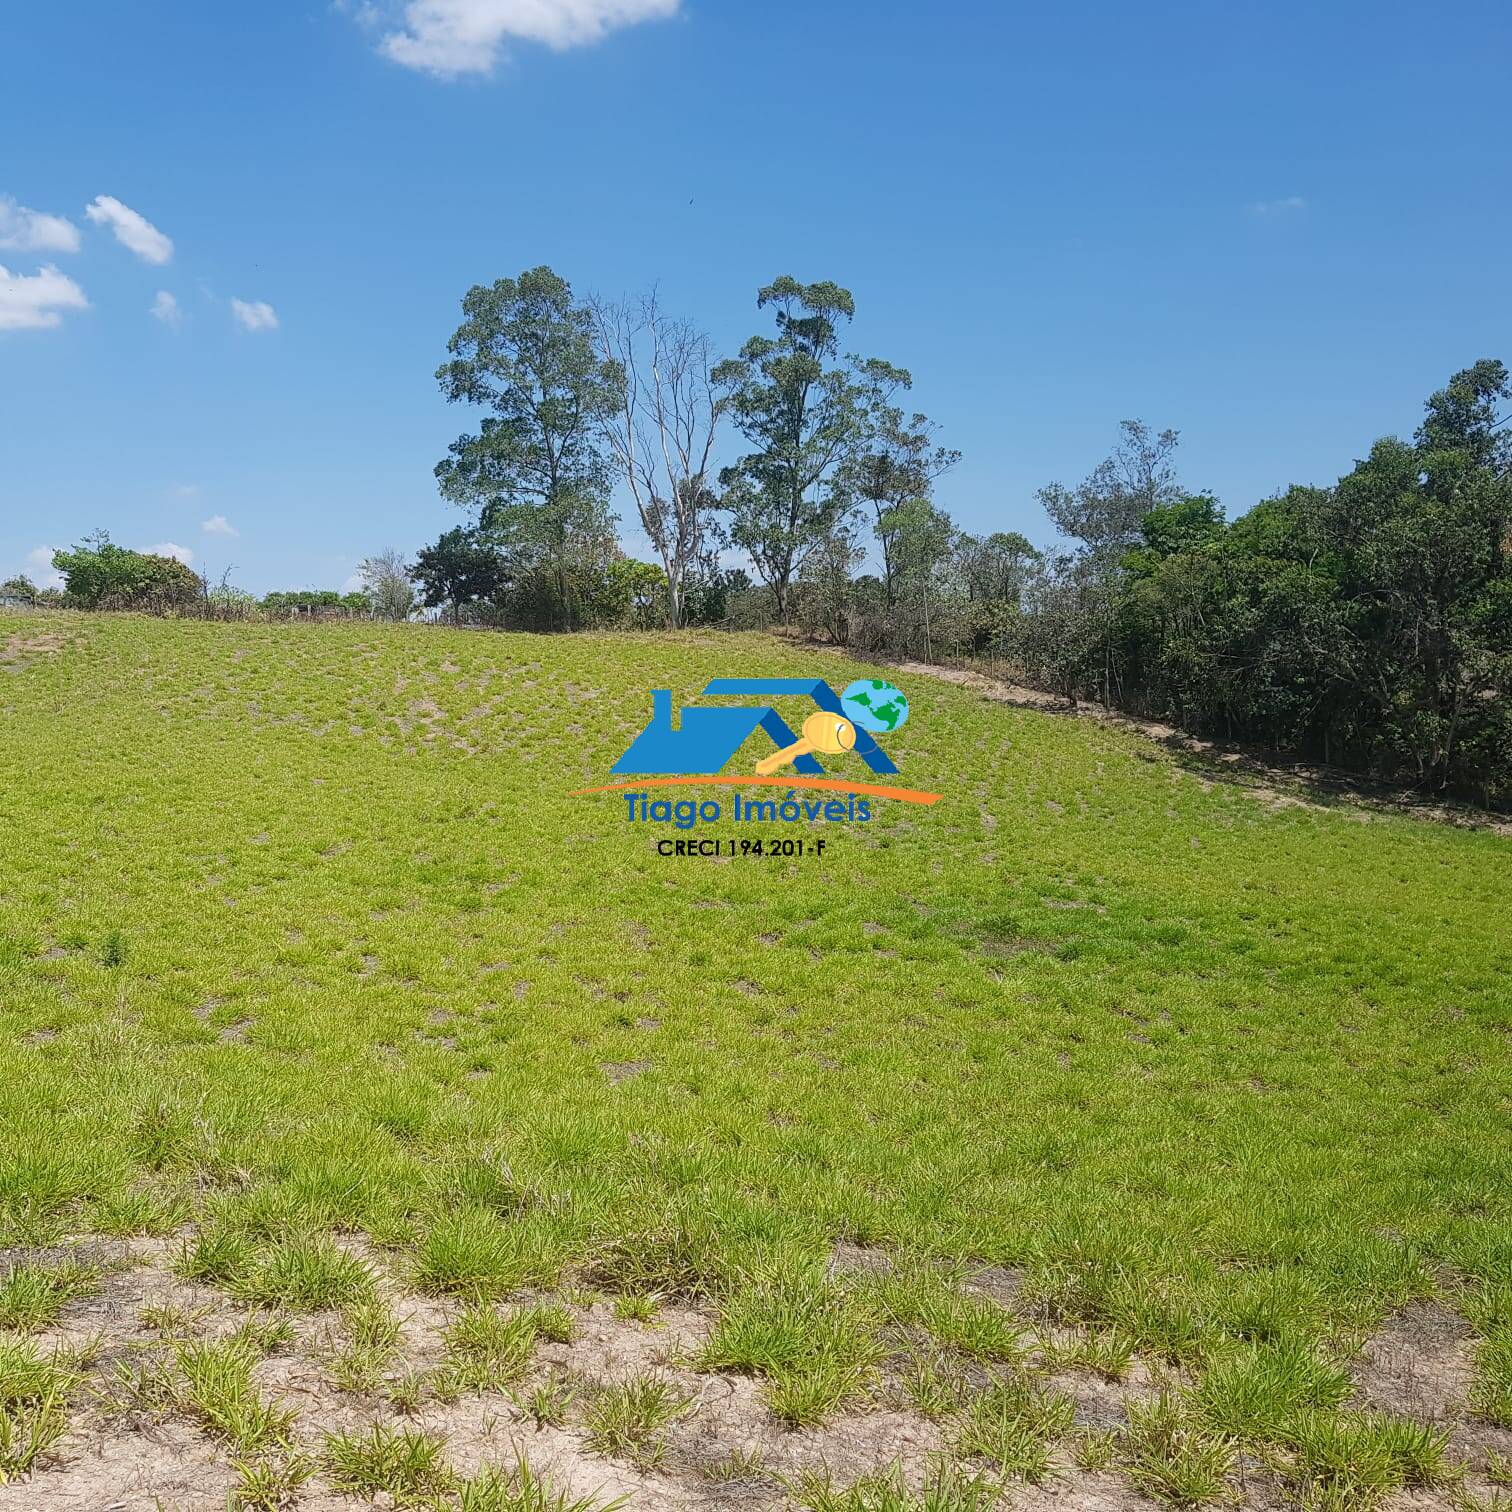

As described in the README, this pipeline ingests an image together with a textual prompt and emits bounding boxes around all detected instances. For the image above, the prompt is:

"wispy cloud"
[85,195,174,264]
[142,542,194,565]
[150,289,182,326]
[0,262,89,331]
[202,515,238,537]
[370,0,681,78]
[173,483,202,499]
[0,196,81,254]
[231,297,279,332]
[1247,195,1307,217]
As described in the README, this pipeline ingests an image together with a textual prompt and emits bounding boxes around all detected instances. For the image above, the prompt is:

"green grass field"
[1,611,1509,1510]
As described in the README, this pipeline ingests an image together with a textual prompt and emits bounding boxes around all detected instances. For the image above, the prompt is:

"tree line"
[11,266,1507,803]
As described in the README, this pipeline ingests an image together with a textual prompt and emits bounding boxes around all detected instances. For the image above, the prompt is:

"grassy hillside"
[1,611,1508,1510]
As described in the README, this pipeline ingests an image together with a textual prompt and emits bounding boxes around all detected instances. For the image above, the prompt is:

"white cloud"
[0,196,81,254]
[342,572,365,594]
[374,0,681,78]
[150,289,182,326]
[84,195,174,264]
[202,515,238,537]
[174,483,202,498]
[24,545,64,591]
[0,262,89,331]
[1247,195,1307,216]
[230,297,279,332]
[142,542,194,565]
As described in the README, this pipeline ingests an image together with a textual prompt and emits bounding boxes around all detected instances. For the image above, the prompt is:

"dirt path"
[887,657,1512,837]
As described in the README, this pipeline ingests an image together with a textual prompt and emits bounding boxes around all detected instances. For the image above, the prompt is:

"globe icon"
[839,678,910,735]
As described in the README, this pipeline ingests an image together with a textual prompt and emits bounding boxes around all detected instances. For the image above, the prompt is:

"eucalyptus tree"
[715,277,883,622]
[435,266,620,630]
[1035,419,1185,704]
[880,497,957,660]
[1037,419,1183,567]
[843,376,960,609]
[957,530,1042,608]
[591,290,728,628]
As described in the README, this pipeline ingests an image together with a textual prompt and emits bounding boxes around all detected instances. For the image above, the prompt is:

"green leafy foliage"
[52,530,200,612]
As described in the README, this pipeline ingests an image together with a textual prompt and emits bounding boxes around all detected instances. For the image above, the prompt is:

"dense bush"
[52,533,201,612]
[1005,362,1512,803]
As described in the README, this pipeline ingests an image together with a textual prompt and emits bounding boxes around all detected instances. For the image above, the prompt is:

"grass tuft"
[790,1460,1002,1510]
[516,1370,577,1428]
[177,1227,254,1285]
[901,1349,977,1420]
[1191,1340,1352,1443]
[953,1374,1075,1481]
[413,1208,537,1301]
[865,1266,1028,1363]
[611,1292,662,1323]
[443,1453,628,1511]
[583,1374,690,1467]
[0,1257,100,1332]
[436,1303,539,1396]
[0,1338,76,1482]
[176,1336,296,1455]
[229,1450,314,1509]
[1121,1392,1235,1506]
[323,1422,456,1501]
[698,1267,883,1426]
[231,1237,374,1311]
[328,1295,401,1392]
[1284,1408,1453,1507]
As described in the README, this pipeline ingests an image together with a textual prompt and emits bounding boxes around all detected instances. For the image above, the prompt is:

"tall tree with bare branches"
[592,292,727,628]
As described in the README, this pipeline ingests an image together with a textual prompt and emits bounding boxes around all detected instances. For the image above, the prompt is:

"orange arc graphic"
[568,775,943,806]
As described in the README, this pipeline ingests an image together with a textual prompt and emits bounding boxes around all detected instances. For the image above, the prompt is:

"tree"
[797,518,868,645]
[52,531,199,611]
[1416,357,1511,471]
[1038,420,1183,564]
[843,371,960,609]
[435,267,620,630]
[882,498,957,660]
[715,277,879,622]
[605,558,667,628]
[1021,361,1512,800]
[359,549,414,622]
[1123,494,1225,573]
[592,291,727,628]
[958,531,1041,607]
[411,527,507,625]
[683,562,750,626]
[1035,420,1187,704]
[1,575,38,605]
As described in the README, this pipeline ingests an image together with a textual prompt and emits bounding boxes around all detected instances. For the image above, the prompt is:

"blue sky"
[3,0,1509,595]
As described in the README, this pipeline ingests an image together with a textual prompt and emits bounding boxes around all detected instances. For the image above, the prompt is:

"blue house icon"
[612,690,823,777]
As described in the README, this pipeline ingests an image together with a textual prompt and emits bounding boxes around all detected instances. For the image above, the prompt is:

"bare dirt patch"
[1008,1468,1160,1511]
[601,1060,651,1084]
[1,1243,1499,1511]
[0,1419,240,1512]
[1352,1300,1475,1422]
[0,631,68,672]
